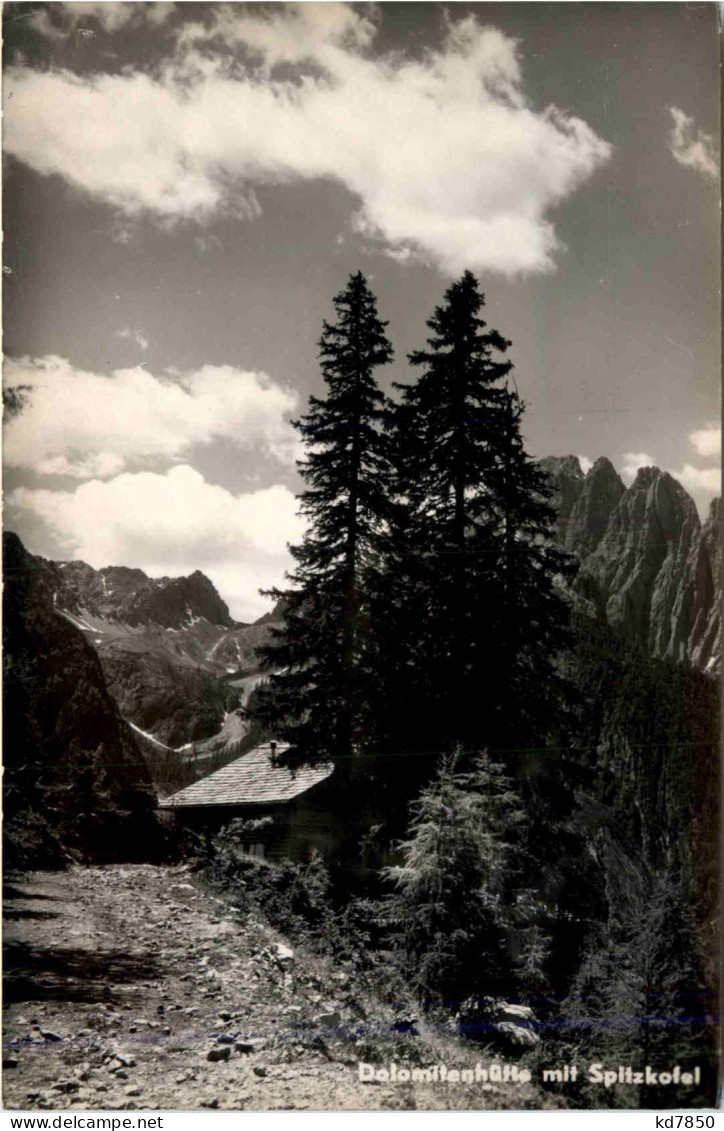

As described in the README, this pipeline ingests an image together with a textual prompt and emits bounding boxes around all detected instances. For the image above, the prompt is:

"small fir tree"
[384,748,541,1011]
[565,840,710,1108]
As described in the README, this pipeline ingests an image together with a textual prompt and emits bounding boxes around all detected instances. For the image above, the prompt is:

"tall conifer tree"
[253,273,393,777]
[485,381,574,749]
[386,270,572,761]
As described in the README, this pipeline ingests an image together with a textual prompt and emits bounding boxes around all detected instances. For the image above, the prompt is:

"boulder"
[207,1046,231,1063]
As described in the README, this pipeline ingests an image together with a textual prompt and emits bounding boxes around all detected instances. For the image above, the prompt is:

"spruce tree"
[565,845,709,1108]
[387,270,573,761]
[384,748,536,1011]
[252,273,393,777]
[486,382,575,750]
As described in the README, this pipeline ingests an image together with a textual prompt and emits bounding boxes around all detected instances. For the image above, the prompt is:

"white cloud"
[29,3,176,38]
[621,451,656,484]
[670,463,721,497]
[689,424,721,458]
[34,452,126,480]
[117,327,149,351]
[668,107,719,180]
[667,425,721,505]
[3,355,299,478]
[176,3,378,63]
[618,431,720,508]
[578,455,593,475]
[5,10,612,275]
[8,465,305,621]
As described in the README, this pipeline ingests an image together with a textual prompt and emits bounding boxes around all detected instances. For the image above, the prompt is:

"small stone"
[216,1034,235,1044]
[3,1057,19,1069]
[40,1030,63,1043]
[275,943,294,964]
[391,1015,418,1035]
[125,1086,142,1097]
[234,1040,260,1055]
[499,1003,534,1023]
[218,1011,232,1022]
[253,1065,267,1077]
[494,1021,539,1048]
[112,1069,129,1080]
[207,1046,231,1062]
[52,1081,80,1093]
[314,1011,342,1030]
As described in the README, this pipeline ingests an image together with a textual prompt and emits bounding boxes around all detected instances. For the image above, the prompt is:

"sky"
[3,1,720,621]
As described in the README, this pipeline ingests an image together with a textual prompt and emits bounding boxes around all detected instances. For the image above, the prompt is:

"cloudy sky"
[3,1,720,621]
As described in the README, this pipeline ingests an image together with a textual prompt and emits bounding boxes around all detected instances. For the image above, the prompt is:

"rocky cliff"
[2,533,161,867]
[692,498,722,672]
[541,457,721,675]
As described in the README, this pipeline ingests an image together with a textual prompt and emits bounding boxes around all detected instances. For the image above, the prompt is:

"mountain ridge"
[55,559,241,630]
[40,555,280,791]
[541,455,721,675]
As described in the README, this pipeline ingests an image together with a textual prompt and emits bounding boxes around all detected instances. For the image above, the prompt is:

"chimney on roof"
[270,740,277,758]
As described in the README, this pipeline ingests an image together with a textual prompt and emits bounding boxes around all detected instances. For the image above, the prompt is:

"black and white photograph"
[2,0,721,1115]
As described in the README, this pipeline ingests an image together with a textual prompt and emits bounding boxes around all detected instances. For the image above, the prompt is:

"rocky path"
[2,865,549,1112]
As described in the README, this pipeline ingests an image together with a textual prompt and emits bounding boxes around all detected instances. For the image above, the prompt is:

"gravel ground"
[2,864,554,1112]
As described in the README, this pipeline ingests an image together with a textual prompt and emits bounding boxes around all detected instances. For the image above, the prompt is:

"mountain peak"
[539,458,719,673]
[538,454,584,479]
[56,559,235,629]
[589,456,620,479]
[630,465,662,490]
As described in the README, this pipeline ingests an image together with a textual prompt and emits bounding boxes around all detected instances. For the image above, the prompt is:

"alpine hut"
[159,741,337,862]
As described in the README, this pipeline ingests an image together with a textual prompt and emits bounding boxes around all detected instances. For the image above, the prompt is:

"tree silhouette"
[253,273,394,780]
[384,271,573,763]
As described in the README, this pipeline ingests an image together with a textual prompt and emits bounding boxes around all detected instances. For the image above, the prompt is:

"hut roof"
[158,742,333,809]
